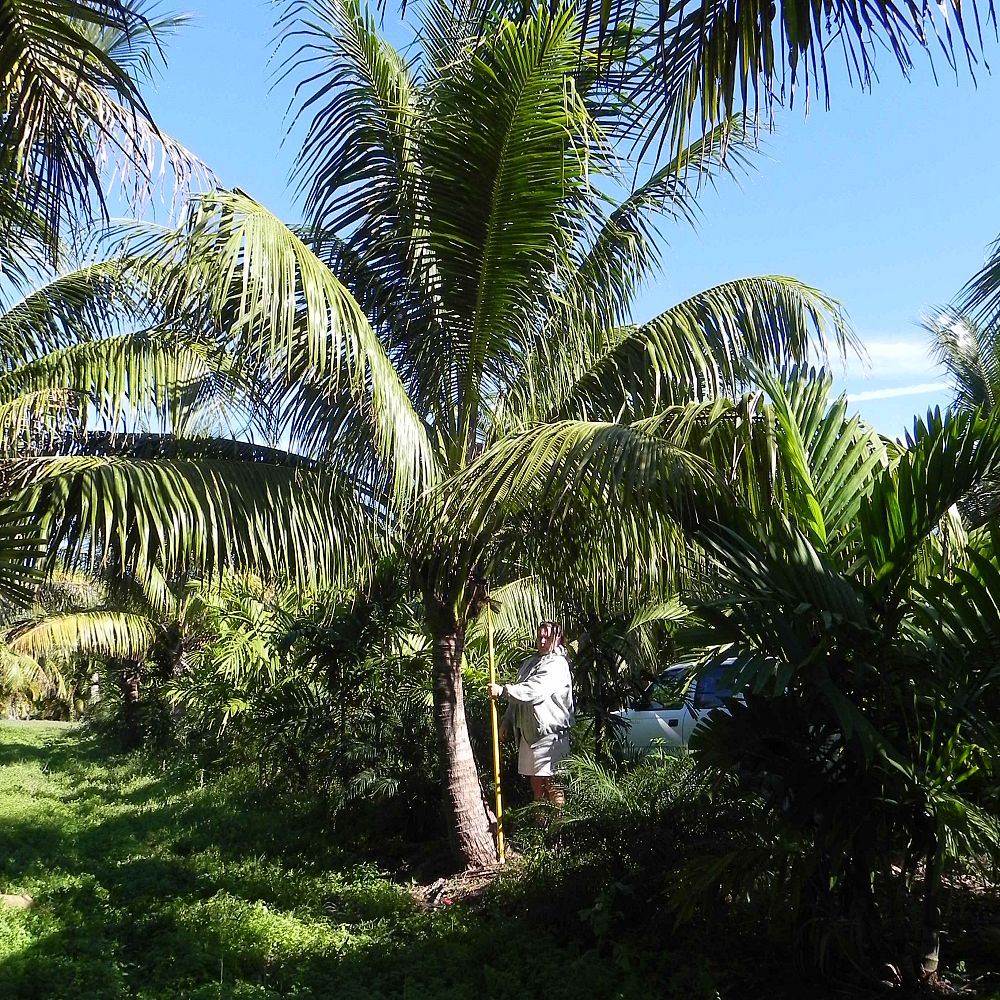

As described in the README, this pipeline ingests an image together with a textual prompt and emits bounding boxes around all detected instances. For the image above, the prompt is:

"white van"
[614,660,737,751]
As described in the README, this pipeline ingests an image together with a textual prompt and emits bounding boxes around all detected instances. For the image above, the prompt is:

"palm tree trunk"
[920,838,943,979]
[429,615,497,870]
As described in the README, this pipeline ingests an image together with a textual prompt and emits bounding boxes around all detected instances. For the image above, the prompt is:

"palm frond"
[0,508,45,607]
[0,1,207,254]
[924,307,1000,411]
[122,190,437,499]
[281,0,418,236]
[860,406,1000,608]
[514,277,854,427]
[754,366,890,552]
[6,610,160,661]
[615,0,985,169]
[11,452,382,591]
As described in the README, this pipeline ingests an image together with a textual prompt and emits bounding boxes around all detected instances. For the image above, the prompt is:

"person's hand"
[488,683,503,699]
[499,721,510,742]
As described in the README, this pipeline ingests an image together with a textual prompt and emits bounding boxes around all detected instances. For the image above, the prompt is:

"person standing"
[489,621,575,807]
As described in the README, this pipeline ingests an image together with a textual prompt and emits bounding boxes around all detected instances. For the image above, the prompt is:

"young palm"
[69,0,853,866]
[675,369,1000,976]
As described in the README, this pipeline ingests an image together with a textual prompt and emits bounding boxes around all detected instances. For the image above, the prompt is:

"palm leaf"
[518,277,853,427]
[6,610,160,661]
[860,407,1000,609]
[0,1,206,254]
[10,451,382,591]
[121,190,437,500]
[613,0,985,168]
[0,508,45,606]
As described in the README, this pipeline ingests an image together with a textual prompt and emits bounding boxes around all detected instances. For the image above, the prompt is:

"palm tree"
[89,0,856,867]
[670,368,1000,978]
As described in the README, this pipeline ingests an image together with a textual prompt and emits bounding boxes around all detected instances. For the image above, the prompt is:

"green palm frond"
[408,5,607,456]
[123,190,437,499]
[860,407,1000,607]
[466,576,557,651]
[925,307,1000,412]
[439,414,715,543]
[0,332,250,441]
[754,367,890,551]
[959,236,1000,328]
[613,0,985,168]
[548,116,762,341]
[282,0,418,236]
[516,277,853,427]
[0,508,45,606]
[0,389,85,453]
[0,260,145,362]
[0,644,64,701]
[12,452,382,591]
[6,610,160,661]
[0,1,206,254]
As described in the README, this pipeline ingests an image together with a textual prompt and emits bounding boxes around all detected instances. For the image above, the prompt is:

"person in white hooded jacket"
[489,621,575,807]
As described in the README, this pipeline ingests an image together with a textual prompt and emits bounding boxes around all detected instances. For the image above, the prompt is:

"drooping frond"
[0,331,251,441]
[925,307,1000,412]
[6,610,160,661]
[611,0,987,168]
[0,1,209,255]
[0,260,145,362]
[507,277,853,429]
[11,450,383,591]
[121,190,437,499]
[0,508,45,606]
[0,644,64,701]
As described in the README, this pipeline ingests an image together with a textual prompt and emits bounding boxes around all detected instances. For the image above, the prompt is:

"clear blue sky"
[142,1,1000,438]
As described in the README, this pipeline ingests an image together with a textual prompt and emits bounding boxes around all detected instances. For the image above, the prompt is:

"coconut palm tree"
[81,0,857,867]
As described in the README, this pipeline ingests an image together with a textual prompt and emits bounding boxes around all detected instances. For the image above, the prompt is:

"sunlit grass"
[0,722,661,1000]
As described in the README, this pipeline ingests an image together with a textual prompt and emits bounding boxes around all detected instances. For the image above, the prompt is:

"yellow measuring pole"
[487,610,505,863]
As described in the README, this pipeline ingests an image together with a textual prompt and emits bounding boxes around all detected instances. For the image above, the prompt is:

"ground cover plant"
[2,722,999,999]
[0,720,730,1000]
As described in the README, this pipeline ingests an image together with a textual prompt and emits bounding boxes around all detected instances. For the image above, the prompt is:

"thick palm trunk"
[429,614,497,869]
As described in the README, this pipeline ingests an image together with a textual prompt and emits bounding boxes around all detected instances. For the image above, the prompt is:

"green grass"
[0,722,697,1000]
[5,722,997,999]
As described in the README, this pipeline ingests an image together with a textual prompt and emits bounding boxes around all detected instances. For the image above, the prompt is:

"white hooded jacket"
[501,648,575,747]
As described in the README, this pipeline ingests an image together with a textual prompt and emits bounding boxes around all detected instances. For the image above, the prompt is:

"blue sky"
[141,2,1000,438]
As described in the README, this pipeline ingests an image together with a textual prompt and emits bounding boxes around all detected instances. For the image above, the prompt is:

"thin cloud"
[839,337,938,378]
[847,382,950,403]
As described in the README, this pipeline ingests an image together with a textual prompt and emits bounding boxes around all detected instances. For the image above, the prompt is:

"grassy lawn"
[0,721,694,1000]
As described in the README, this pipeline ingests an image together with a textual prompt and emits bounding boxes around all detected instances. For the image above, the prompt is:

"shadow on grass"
[0,723,94,771]
[0,874,663,1000]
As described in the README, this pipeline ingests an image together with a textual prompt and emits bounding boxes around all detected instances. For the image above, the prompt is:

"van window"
[693,666,733,710]
[647,667,689,710]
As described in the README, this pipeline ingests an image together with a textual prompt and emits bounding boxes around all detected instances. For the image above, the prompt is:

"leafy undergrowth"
[1,722,998,1000]
[0,722,711,1000]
